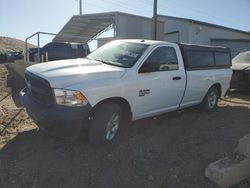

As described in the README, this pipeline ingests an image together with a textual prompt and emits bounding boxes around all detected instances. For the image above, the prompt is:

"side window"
[186,51,214,68]
[139,47,178,73]
[214,52,231,66]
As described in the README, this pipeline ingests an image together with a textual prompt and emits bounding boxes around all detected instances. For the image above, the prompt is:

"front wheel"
[88,102,122,145]
[201,86,219,112]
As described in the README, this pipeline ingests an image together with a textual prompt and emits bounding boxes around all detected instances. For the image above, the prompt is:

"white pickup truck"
[20,39,232,145]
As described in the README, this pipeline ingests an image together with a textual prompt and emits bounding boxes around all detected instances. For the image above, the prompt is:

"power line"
[137,0,247,30]
[162,0,248,30]
[80,0,248,31]
[85,1,112,12]
[104,0,150,15]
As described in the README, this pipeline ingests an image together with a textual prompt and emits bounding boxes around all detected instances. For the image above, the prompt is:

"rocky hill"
[0,36,36,53]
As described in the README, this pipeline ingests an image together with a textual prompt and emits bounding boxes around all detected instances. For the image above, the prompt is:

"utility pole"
[153,0,157,40]
[79,0,82,15]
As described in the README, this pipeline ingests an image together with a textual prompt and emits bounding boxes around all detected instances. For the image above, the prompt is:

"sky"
[1,0,250,50]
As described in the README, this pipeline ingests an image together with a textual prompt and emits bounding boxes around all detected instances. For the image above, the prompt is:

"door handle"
[172,76,182,80]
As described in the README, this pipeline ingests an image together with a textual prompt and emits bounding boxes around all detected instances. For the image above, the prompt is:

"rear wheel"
[88,102,122,145]
[201,86,219,112]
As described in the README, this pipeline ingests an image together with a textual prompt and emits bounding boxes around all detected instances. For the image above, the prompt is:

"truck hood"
[232,62,250,70]
[26,58,126,88]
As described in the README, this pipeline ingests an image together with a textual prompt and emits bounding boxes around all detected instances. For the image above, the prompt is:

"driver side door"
[135,46,185,119]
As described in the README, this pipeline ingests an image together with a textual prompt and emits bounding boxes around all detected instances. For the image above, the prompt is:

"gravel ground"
[0,64,36,148]
[232,178,250,188]
[0,64,250,188]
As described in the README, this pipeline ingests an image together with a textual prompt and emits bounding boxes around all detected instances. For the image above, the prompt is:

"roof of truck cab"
[111,39,177,46]
[114,40,230,51]
[114,39,229,47]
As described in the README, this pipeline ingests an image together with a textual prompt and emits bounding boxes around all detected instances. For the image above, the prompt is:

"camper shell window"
[179,44,231,70]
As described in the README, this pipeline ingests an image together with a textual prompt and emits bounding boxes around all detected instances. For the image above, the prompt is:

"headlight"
[53,89,88,106]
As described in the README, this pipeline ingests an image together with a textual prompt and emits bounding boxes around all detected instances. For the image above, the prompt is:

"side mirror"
[139,62,159,73]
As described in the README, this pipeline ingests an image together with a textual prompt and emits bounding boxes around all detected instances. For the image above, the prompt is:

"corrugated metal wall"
[211,39,250,58]
[115,13,164,40]
[158,15,250,56]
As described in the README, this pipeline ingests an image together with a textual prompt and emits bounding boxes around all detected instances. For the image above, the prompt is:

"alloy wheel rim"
[105,113,119,141]
[207,91,217,109]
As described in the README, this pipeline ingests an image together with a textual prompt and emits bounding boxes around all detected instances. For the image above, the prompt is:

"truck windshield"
[87,41,148,68]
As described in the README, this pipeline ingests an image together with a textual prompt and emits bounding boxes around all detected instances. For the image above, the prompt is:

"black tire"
[201,86,219,112]
[88,102,122,146]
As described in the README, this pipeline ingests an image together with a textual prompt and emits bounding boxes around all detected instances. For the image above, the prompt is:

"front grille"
[25,71,54,105]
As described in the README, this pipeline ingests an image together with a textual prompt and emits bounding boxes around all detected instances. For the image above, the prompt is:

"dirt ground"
[0,64,250,188]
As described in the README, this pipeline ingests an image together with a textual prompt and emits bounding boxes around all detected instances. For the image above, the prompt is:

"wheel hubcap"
[105,113,119,141]
[207,91,217,109]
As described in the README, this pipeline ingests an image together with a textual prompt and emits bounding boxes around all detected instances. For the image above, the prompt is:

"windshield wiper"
[93,59,125,68]
[93,58,109,64]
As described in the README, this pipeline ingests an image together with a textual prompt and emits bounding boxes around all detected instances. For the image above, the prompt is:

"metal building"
[53,12,250,57]
[158,15,250,57]
[211,39,250,57]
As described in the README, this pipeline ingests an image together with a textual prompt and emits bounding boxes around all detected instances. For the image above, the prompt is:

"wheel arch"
[200,83,221,112]
[201,83,222,103]
[88,97,132,122]
[212,83,222,97]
